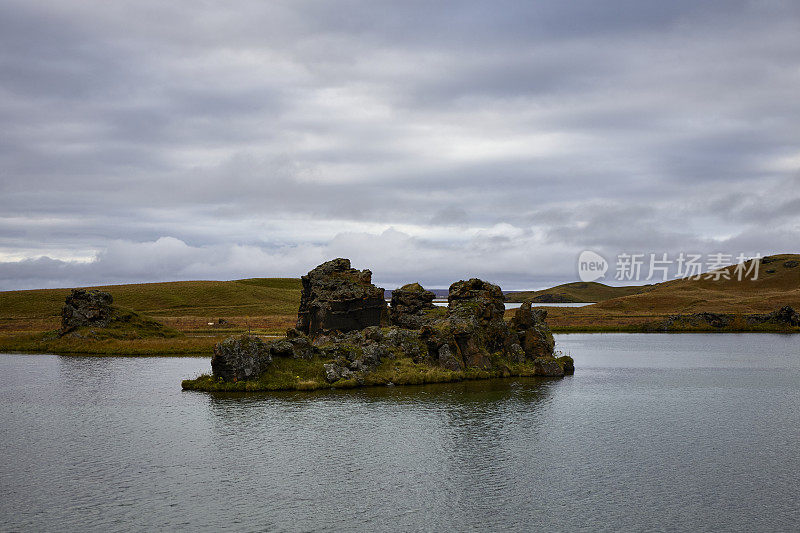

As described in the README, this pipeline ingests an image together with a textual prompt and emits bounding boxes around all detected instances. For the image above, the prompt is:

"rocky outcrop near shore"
[203,261,573,390]
[211,335,272,382]
[530,293,575,303]
[296,258,388,336]
[211,331,315,381]
[660,305,800,331]
[60,289,114,334]
[510,303,556,359]
[58,288,180,339]
[747,306,800,327]
[661,311,733,330]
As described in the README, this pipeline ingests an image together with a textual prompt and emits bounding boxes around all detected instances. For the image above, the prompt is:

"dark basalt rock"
[60,289,114,334]
[212,330,321,381]
[557,355,575,375]
[437,344,463,371]
[383,327,426,362]
[746,305,800,327]
[510,303,556,359]
[530,293,573,303]
[210,260,568,386]
[661,312,732,330]
[296,258,388,337]
[211,335,272,382]
[390,282,436,329]
[533,357,564,377]
[420,279,560,373]
[323,362,354,383]
[661,306,800,330]
[316,326,418,383]
[58,288,179,340]
[448,278,505,324]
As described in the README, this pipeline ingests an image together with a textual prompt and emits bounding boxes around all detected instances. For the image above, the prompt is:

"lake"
[1,333,798,532]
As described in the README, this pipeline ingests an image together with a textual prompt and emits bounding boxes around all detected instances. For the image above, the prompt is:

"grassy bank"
[0,332,220,355]
[182,354,573,392]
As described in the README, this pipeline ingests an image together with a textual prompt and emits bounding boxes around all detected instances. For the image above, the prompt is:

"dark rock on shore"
[211,335,272,382]
[57,288,180,340]
[533,357,563,376]
[390,282,436,329]
[660,306,800,331]
[420,278,505,371]
[746,305,800,327]
[296,258,388,336]
[557,355,575,375]
[60,289,114,334]
[662,311,732,330]
[211,329,320,381]
[530,293,574,303]
[510,303,556,358]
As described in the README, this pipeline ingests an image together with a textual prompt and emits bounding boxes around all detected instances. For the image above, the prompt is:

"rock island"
[182,258,574,391]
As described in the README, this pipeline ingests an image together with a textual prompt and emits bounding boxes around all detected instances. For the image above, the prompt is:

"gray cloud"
[0,0,798,290]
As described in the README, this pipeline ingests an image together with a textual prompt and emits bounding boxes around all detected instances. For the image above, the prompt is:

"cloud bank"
[1,0,798,289]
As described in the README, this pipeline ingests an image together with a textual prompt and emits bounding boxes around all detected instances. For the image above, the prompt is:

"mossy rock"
[60,307,182,340]
[556,355,575,375]
[399,282,426,292]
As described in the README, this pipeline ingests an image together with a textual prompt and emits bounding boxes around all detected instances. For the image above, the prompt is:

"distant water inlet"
[1,333,798,531]
[393,299,593,309]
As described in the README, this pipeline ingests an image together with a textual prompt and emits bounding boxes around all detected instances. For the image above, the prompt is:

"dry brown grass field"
[1,254,797,354]
[0,278,301,334]
[0,278,301,353]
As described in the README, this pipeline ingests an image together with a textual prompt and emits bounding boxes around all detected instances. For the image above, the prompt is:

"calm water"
[1,334,799,532]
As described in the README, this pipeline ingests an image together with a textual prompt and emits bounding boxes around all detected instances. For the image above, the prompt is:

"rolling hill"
[585,254,800,314]
[538,254,800,331]
[505,281,651,303]
[0,278,302,332]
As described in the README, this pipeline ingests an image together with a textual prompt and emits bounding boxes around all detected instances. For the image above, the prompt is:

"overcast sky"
[1,0,798,291]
